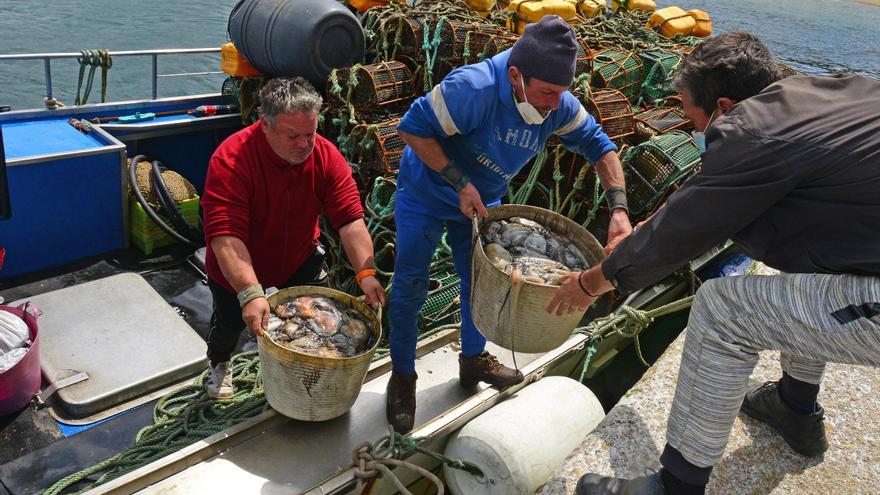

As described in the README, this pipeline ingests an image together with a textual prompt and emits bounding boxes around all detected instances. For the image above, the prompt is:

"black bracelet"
[577,271,598,297]
[605,186,629,213]
[440,160,470,192]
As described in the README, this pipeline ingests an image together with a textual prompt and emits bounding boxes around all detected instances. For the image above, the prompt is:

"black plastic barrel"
[228,0,365,86]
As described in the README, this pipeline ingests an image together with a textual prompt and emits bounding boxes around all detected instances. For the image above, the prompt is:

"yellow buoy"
[507,0,579,35]
[687,9,713,37]
[611,0,656,12]
[564,0,606,18]
[348,0,402,12]
[646,6,696,38]
[467,0,496,17]
[220,42,261,78]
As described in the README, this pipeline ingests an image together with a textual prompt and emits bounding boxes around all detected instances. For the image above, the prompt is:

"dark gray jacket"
[603,74,880,292]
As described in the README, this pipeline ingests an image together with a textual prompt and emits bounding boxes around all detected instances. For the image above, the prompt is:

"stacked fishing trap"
[226,1,715,339]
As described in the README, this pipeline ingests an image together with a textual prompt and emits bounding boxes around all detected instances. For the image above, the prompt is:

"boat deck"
[540,302,880,494]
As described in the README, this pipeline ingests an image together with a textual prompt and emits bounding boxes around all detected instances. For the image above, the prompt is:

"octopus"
[481,216,590,286]
[266,295,374,358]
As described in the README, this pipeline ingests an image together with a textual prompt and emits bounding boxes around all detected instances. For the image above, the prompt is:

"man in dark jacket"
[549,32,880,494]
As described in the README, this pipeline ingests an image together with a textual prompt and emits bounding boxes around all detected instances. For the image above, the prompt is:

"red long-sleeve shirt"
[202,121,363,294]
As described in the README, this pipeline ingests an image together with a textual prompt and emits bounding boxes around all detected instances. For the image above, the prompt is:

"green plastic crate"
[130,196,200,255]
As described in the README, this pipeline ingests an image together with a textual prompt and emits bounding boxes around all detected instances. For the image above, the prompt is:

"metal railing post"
[44,57,53,100]
[151,54,158,99]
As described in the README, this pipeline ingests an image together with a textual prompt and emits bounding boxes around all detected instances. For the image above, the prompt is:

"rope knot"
[618,305,653,335]
[352,442,382,481]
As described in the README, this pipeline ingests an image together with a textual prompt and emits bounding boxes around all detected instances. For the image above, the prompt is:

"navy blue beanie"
[508,15,577,86]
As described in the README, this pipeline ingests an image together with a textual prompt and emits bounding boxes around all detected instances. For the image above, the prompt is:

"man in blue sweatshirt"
[386,16,631,434]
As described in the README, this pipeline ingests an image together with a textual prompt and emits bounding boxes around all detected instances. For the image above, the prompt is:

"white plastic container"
[444,376,605,494]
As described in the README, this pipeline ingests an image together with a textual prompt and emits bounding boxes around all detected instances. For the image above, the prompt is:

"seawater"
[0,0,877,110]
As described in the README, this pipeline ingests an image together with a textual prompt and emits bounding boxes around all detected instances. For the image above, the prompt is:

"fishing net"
[592,48,645,104]
[638,49,682,104]
[622,130,702,215]
[634,106,692,138]
[349,118,406,174]
[582,88,635,141]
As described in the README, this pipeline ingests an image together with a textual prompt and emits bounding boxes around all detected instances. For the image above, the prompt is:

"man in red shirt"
[201,77,385,399]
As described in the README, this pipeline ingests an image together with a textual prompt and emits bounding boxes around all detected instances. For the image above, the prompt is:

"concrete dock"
[538,329,880,494]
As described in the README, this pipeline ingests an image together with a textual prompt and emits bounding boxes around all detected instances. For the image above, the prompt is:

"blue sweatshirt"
[396,48,617,211]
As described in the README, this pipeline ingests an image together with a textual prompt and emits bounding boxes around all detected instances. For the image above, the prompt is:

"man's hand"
[358,275,386,308]
[605,209,633,256]
[242,296,270,336]
[547,271,596,316]
[459,182,488,219]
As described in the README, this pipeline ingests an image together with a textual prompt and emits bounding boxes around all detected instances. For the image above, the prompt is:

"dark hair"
[674,32,782,115]
[259,76,322,126]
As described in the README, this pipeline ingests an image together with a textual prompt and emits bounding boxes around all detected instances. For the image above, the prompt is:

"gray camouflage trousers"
[666,272,880,467]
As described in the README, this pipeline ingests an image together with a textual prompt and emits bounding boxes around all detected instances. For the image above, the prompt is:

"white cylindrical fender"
[443,376,605,495]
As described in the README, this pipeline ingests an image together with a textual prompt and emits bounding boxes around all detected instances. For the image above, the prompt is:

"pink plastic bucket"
[0,303,40,416]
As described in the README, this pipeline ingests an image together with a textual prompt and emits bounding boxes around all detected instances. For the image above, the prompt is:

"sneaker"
[576,471,666,495]
[741,381,828,457]
[205,361,234,399]
[459,351,524,389]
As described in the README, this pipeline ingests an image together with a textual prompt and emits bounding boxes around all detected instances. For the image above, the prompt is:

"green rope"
[371,426,484,476]
[75,49,112,105]
[578,344,599,383]
[43,352,268,495]
[510,145,549,205]
[581,173,606,230]
[574,296,694,380]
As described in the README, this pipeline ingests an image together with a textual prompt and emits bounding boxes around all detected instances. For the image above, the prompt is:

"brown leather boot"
[459,351,524,389]
[386,371,417,434]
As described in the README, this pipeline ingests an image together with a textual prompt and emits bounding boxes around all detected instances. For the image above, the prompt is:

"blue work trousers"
[389,189,488,374]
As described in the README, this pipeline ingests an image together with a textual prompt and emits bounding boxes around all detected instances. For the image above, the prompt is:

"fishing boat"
[0,2,755,493]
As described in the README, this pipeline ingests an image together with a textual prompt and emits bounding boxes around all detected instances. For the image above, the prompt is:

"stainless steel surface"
[0,48,221,60]
[0,94,219,122]
[48,376,196,426]
[15,273,208,418]
[92,339,542,494]
[0,48,220,104]
[157,71,225,78]
[36,372,90,406]
[98,113,242,142]
[44,58,52,100]
[308,339,583,495]
[81,264,711,494]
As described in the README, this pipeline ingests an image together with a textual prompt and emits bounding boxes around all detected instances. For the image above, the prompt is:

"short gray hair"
[259,77,322,125]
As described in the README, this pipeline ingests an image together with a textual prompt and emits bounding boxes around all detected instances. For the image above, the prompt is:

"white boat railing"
[0,48,223,104]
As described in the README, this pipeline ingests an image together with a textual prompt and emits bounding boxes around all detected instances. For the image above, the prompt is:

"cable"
[149,160,204,244]
[128,155,199,248]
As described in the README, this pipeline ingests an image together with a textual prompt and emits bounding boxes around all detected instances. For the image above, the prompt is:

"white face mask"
[515,75,550,125]
[691,107,718,153]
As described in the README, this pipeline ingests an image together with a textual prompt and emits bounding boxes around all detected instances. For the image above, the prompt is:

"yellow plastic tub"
[646,6,696,38]
[507,0,578,35]
[687,9,713,37]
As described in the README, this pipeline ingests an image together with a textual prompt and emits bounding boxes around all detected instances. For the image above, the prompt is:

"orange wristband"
[355,268,377,284]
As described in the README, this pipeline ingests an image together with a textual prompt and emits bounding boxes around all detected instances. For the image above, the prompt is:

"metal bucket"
[0,303,40,416]
[258,286,381,421]
[471,205,604,354]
